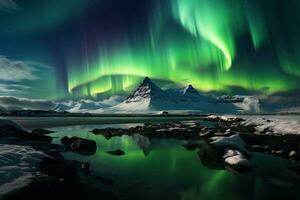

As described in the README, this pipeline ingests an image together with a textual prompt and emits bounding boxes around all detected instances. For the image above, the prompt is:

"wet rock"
[0,119,52,142]
[197,143,224,170]
[81,162,90,173]
[91,128,102,135]
[249,145,271,152]
[209,134,251,157]
[91,128,129,139]
[61,136,97,155]
[223,149,252,173]
[182,143,199,151]
[289,150,300,160]
[272,150,284,156]
[31,128,55,135]
[70,140,97,155]
[107,149,125,156]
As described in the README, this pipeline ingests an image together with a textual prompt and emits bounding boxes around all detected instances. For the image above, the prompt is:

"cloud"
[0,56,45,81]
[259,89,300,111]
[0,0,18,13]
[100,95,125,106]
[0,83,30,95]
[0,96,55,110]
[0,56,52,97]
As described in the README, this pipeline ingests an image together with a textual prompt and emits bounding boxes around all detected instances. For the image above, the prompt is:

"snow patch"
[210,134,251,156]
[223,149,250,166]
[0,144,47,198]
[242,117,300,135]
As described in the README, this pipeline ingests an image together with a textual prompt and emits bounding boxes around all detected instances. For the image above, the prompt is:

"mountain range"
[0,77,262,114]
[110,77,260,113]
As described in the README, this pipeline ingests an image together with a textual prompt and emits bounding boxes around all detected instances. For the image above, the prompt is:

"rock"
[223,149,252,172]
[197,143,224,170]
[209,134,251,157]
[91,128,128,139]
[272,150,284,156]
[107,149,125,156]
[249,145,270,152]
[61,136,97,155]
[91,128,102,135]
[81,162,90,173]
[61,136,71,145]
[31,128,55,135]
[70,139,97,155]
[182,143,199,151]
[0,119,52,142]
[289,150,299,160]
[159,111,169,115]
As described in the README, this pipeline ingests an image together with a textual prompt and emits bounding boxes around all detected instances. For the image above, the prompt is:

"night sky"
[1,0,300,99]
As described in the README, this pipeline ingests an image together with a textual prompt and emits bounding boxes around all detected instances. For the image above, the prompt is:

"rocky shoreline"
[91,115,300,172]
[1,115,300,199]
[0,119,118,200]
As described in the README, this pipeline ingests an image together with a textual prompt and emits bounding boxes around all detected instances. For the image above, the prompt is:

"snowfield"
[242,117,300,135]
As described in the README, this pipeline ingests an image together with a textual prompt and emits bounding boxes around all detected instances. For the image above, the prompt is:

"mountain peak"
[183,84,199,96]
[140,77,154,87]
[143,77,151,84]
[125,77,163,103]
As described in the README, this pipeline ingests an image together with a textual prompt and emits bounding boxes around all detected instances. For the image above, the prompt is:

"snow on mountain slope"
[51,78,261,113]
[125,77,168,103]
[113,77,253,113]
[53,96,125,113]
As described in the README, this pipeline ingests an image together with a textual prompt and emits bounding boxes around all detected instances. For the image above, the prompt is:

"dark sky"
[0,0,300,99]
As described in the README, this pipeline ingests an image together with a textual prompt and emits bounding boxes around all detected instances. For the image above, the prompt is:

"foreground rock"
[31,128,55,135]
[0,119,52,142]
[61,136,97,155]
[0,120,90,200]
[91,121,205,140]
[107,149,125,156]
[90,115,300,162]
[197,134,252,173]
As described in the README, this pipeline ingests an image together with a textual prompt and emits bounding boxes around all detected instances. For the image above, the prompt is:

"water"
[2,115,300,199]
[48,122,300,200]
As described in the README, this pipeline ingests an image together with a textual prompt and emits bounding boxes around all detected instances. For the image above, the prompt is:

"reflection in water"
[50,124,300,200]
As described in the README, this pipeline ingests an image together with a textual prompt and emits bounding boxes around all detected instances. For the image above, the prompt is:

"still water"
[47,122,300,200]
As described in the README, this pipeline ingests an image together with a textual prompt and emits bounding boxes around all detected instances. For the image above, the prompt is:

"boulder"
[197,143,224,170]
[107,149,125,156]
[61,136,97,155]
[223,149,252,172]
[209,134,251,157]
[31,128,55,135]
[182,143,199,151]
[0,119,52,142]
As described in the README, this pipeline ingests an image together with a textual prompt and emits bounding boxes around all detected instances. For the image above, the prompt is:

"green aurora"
[66,0,300,98]
[1,0,300,99]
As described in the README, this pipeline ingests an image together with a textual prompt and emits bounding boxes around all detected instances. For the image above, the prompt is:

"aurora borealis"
[1,0,300,99]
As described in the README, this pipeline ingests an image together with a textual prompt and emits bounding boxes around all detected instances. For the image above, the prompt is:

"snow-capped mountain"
[113,77,259,113]
[53,100,108,113]
[183,84,199,97]
[125,77,168,103]
[53,96,125,113]
[44,77,261,113]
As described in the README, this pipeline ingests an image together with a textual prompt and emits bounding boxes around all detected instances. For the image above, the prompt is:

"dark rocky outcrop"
[107,149,125,156]
[0,119,52,142]
[61,136,97,155]
[31,128,55,135]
